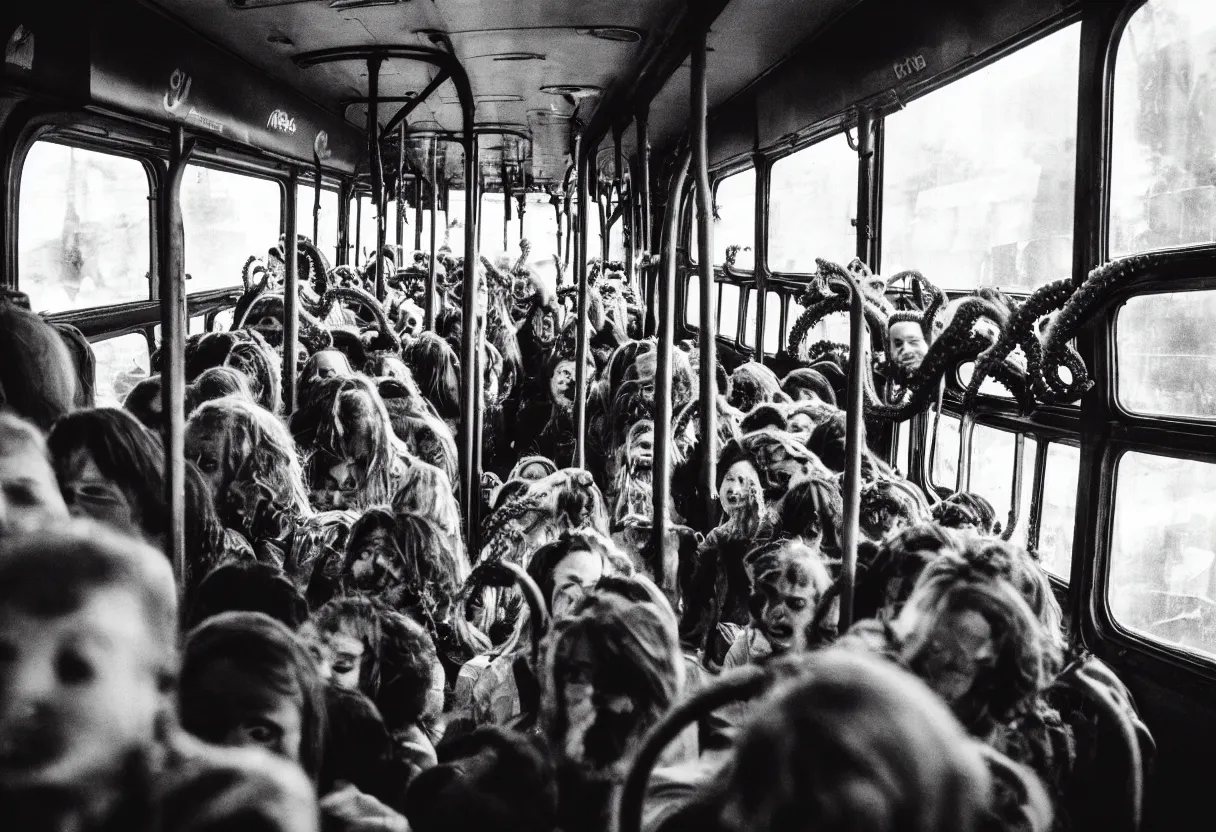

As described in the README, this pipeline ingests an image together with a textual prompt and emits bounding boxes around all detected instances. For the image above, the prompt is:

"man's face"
[889,322,928,372]
[0,587,164,795]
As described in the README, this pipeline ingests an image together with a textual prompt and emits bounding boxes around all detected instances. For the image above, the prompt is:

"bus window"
[295,184,340,266]
[182,166,280,291]
[1110,451,1216,660]
[741,289,782,354]
[768,135,857,273]
[895,419,913,478]
[19,143,151,313]
[685,274,701,328]
[1118,291,1216,418]
[883,25,1080,291]
[1112,1,1216,255]
[930,413,961,490]
[719,283,741,340]
[212,308,235,332]
[785,297,851,356]
[91,332,150,408]
[521,192,561,286]
[1038,442,1079,580]
[969,425,1018,526]
[714,169,755,269]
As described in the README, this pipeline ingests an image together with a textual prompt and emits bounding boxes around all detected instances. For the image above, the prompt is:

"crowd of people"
[0,238,1150,832]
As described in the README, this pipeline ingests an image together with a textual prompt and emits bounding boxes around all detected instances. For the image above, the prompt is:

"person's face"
[767,453,809,495]
[913,608,996,705]
[60,452,141,536]
[550,360,577,404]
[519,462,549,482]
[0,587,164,796]
[751,564,819,654]
[788,413,815,444]
[313,455,367,511]
[307,352,349,385]
[188,658,304,764]
[554,632,639,771]
[347,527,403,592]
[534,310,556,343]
[889,322,928,372]
[627,430,654,473]
[550,549,604,621]
[252,312,285,348]
[720,461,763,518]
[0,440,68,536]
[186,424,227,500]
[321,626,367,692]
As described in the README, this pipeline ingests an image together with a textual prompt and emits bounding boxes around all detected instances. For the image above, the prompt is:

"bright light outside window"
[1117,290,1216,419]
[19,143,151,312]
[769,135,858,273]
[91,333,149,409]
[714,169,755,268]
[182,166,280,290]
[1111,0,1216,255]
[1038,443,1079,580]
[296,183,340,267]
[883,26,1080,290]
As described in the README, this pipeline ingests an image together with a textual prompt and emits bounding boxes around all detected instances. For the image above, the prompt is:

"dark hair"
[525,529,622,613]
[52,323,96,409]
[775,476,844,556]
[181,611,327,781]
[186,561,309,631]
[376,609,440,736]
[183,458,227,596]
[739,404,788,435]
[932,491,999,536]
[853,523,958,621]
[0,300,78,431]
[402,332,461,422]
[123,375,163,432]
[320,684,410,809]
[406,727,558,832]
[727,362,787,414]
[781,367,836,406]
[859,478,928,541]
[187,366,254,413]
[48,407,167,542]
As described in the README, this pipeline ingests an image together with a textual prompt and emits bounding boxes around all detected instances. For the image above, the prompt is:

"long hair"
[774,475,844,558]
[48,407,167,542]
[0,300,78,431]
[187,366,255,414]
[728,362,789,414]
[186,397,311,520]
[402,331,461,423]
[716,649,992,832]
[391,460,467,576]
[180,611,327,782]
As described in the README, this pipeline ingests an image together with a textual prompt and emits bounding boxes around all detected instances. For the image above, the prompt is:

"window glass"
[212,308,235,332]
[348,193,388,266]
[182,166,279,291]
[19,143,150,312]
[520,192,561,290]
[714,169,755,268]
[957,360,1016,400]
[930,413,961,490]
[1117,291,1216,418]
[719,283,741,340]
[1110,451,1216,659]
[91,332,150,408]
[741,290,785,355]
[685,274,702,328]
[883,26,1080,290]
[970,425,1017,524]
[1038,443,1079,580]
[1112,1,1216,255]
[188,315,206,335]
[769,135,858,272]
[896,419,913,478]
[295,184,340,267]
[785,298,852,357]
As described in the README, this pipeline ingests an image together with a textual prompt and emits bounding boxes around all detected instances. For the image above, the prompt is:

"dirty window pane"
[883,26,1080,290]
[742,290,783,354]
[714,169,755,268]
[19,143,151,312]
[719,283,741,340]
[1038,443,1079,580]
[1110,452,1216,659]
[182,166,280,291]
[1112,0,1216,255]
[930,413,961,490]
[1117,291,1216,418]
[769,135,857,273]
[91,332,150,409]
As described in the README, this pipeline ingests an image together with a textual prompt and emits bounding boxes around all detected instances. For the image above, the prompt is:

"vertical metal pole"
[518,192,527,244]
[284,169,300,414]
[426,139,438,331]
[638,108,652,253]
[160,126,195,583]
[414,177,424,250]
[367,56,386,301]
[838,275,867,630]
[337,180,351,266]
[396,125,406,259]
[692,30,717,524]
[312,158,321,246]
[354,194,363,265]
[573,135,591,470]
[459,125,480,546]
[554,193,563,265]
[753,152,770,364]
[654,148,692,603]
[855,109,878,267]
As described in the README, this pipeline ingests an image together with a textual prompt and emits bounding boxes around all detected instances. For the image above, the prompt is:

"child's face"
[187,658,304,765]
[60,452,141,537]
[888,322,928,372]
[0,586,164,795]
[720,461,763,518]
[0,440,68,536]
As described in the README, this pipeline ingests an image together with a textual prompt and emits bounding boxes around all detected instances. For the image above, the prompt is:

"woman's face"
[347,526,403,593]
[550,360,577,405]
[185,423,228,500]
[720,460,763,518]
[0,439,67,536]
[313,621,368,692]
[59,451,142,536]
[550,549,604,621]
[188,658,304,765]
[913,607,996,704]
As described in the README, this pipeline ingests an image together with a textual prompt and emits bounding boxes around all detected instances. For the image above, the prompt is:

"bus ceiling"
[3,0,1077,182]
